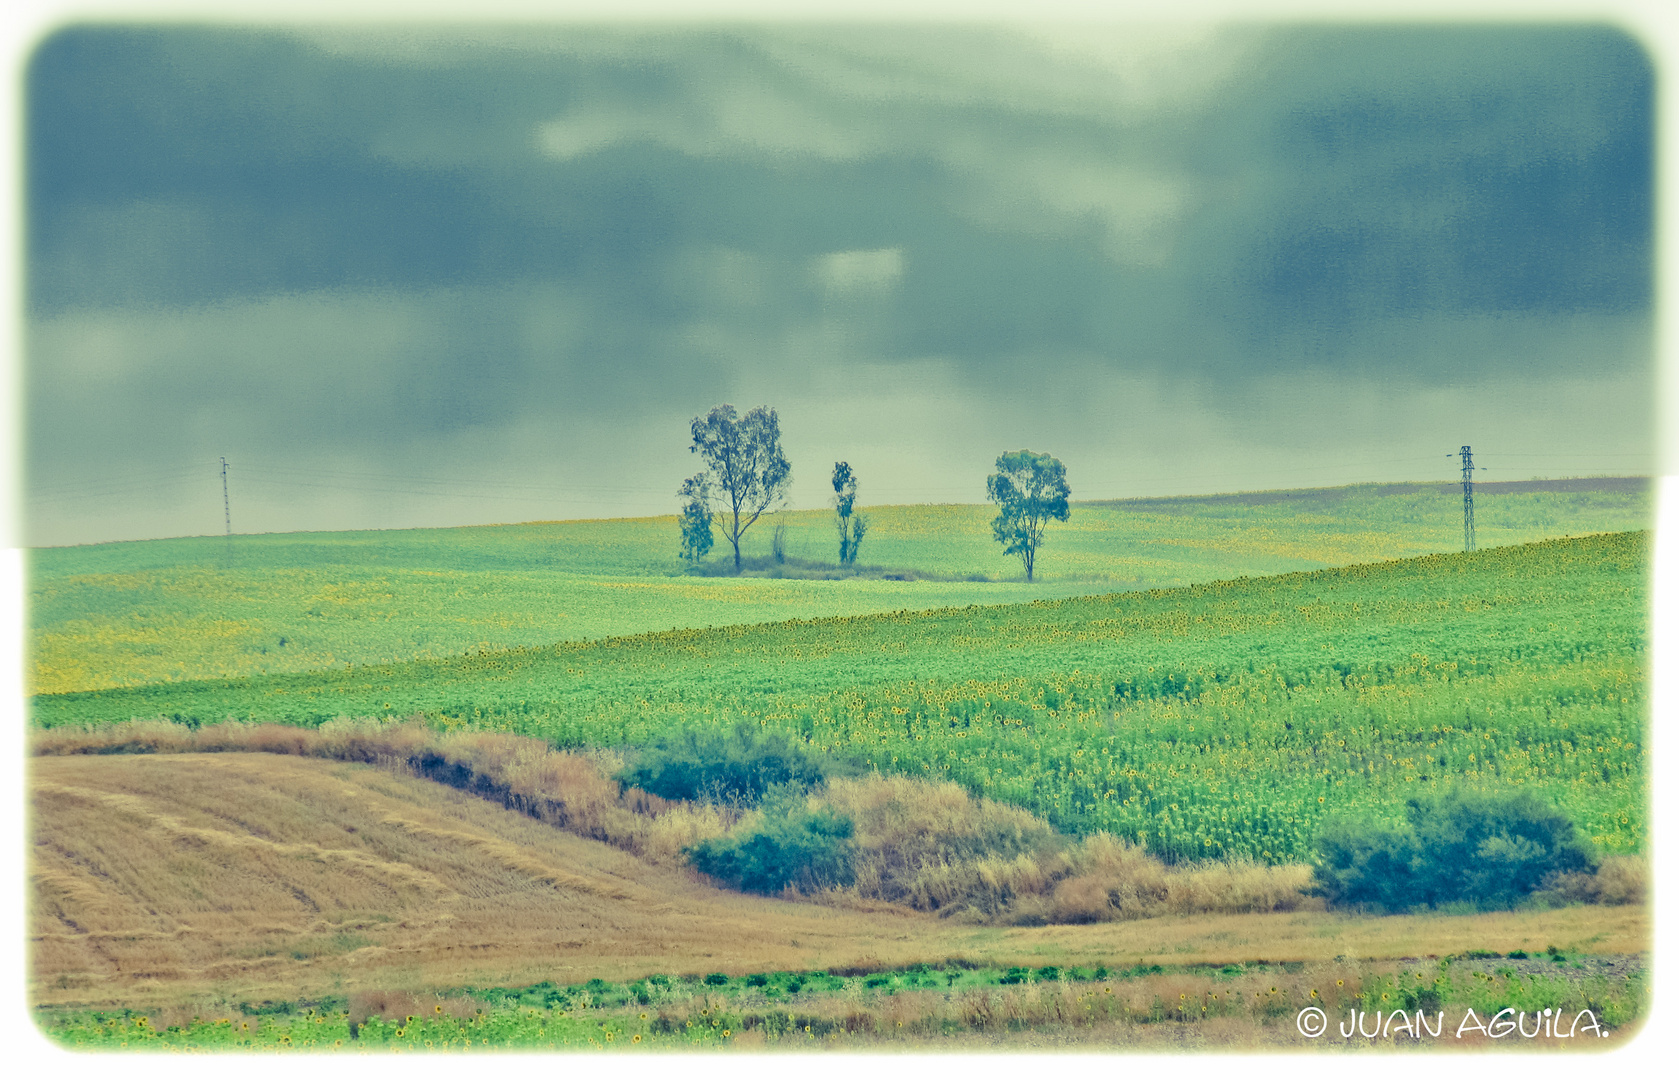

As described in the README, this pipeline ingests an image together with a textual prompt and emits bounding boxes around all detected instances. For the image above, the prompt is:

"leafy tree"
[985,449,1070,581]
[677,474,714,565]
[1314,789,1597,911]
[683,404,792,571]
[831,461,869,566]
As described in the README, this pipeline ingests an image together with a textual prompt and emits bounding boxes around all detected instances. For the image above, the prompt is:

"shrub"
[686,787,856,894]
[618,725,836,805]
[1313,819,1420,911]
[1541,853,1647,906]
[1315,789,1597,911]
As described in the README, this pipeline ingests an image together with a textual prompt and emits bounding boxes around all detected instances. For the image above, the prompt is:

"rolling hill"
[27,478,1650,695]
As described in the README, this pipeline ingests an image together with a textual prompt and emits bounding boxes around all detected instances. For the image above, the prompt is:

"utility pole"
[1460,445,1475,552]
[221,457,231,537]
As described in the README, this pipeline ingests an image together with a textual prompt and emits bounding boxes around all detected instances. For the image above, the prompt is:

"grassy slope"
[30,752,1645,1014]
[34,531,1649,862]
[28,479,1650,694]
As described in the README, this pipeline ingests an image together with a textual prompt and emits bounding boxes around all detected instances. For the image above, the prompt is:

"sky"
[19,19,1657,547]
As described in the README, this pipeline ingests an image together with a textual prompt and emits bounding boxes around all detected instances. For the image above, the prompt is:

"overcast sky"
[21,20,1656,547]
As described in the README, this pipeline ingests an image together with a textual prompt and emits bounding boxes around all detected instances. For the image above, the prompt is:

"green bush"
[619,724,836,805]
[687,787,856,894]
[1315,788,1597,911]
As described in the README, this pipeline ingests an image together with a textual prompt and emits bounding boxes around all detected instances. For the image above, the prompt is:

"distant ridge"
[1086,475,1652,511]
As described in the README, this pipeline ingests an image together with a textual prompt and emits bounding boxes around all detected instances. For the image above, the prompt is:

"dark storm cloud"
[27,28,690,312]
[29,24,1650,327]
[23,21,1656,545]
[1232,27,1651,338]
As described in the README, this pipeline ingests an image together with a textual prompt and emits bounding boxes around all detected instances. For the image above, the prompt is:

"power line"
[1066,454,1453,491]
[235,475,641,504]
[1463,450,1650,459]
[27,479,209,504]
[27,465,209,497]
[235,465,675,499]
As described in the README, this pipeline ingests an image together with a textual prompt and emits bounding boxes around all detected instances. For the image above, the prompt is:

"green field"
[39,955,1648,1051]
[27,478,1651,695]
[32,523,1649,866]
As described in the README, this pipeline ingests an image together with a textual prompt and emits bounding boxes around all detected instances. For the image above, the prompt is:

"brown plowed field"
[29,753,1647,1011]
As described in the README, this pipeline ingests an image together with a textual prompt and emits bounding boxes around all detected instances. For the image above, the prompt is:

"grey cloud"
[23,22,1655,546]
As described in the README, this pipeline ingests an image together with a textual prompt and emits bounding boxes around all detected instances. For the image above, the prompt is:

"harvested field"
[29,753,1647,1014]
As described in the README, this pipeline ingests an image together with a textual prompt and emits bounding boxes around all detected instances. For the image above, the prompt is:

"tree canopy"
[986,449,1070,582]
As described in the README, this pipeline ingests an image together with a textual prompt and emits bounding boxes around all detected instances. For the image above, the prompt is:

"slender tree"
[771,518,788,565]
[986,449,1070,582]
[684,404,792,571]
[677,474,714,565]
[831,461,868,566]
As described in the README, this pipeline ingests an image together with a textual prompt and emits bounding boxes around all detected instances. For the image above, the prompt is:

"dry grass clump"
[1544,855,1648,906]
[1007,833,1313,925]
[30,716,432,761]
[822,774,1060,914]
[31,718,202,756]
[809,777,1312,923]
[1592,856,1648,904]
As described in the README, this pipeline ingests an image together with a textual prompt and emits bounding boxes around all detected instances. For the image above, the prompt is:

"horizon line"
[26,473,1653,551]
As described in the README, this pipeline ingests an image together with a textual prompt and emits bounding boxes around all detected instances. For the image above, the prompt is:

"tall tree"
[831,461,868,566]
[986,449,1070,582]
[685,404,792,571]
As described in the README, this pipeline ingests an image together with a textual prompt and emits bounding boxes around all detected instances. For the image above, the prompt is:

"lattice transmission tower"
[1460,445,1475,552]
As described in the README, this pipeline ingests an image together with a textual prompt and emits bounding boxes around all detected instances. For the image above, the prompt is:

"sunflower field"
[32,530,1648,864]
